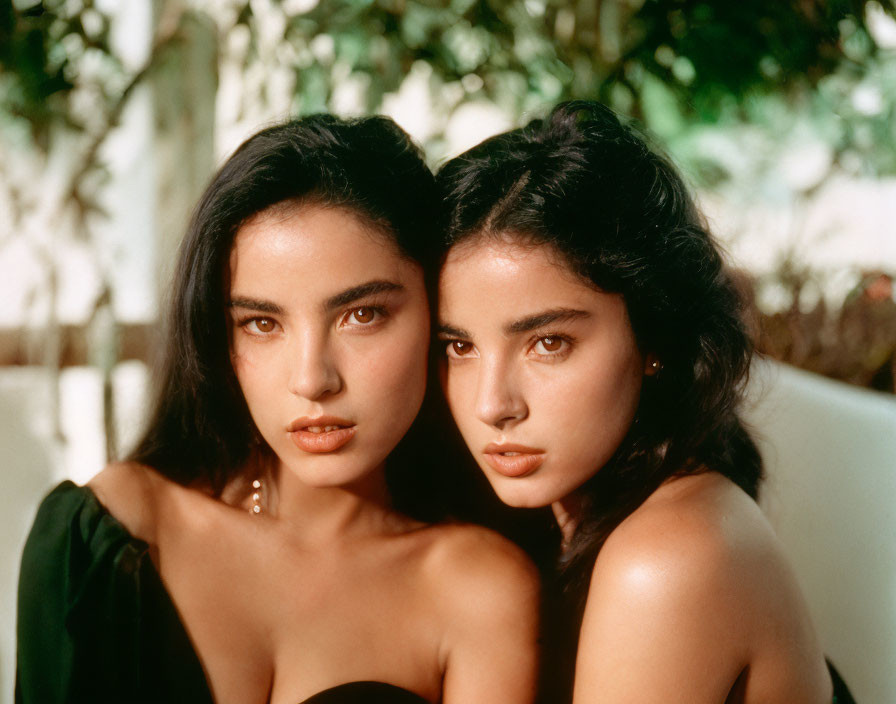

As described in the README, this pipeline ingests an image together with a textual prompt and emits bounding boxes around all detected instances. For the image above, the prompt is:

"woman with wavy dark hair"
[16,114,539,704]
[436,101,850,703]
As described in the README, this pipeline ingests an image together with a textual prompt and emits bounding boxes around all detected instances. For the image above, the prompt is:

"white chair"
[744,359,896,703]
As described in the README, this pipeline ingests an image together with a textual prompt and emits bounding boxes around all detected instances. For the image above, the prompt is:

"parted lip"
[483,442,545,455]
[287,415,355,432]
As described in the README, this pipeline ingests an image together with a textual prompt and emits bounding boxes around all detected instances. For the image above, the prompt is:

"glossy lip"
[287,415,356,454]
[482,442,546,478]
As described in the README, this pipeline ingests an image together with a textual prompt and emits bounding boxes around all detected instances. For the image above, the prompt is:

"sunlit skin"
[87,207,540,704]
[438,235,832,704]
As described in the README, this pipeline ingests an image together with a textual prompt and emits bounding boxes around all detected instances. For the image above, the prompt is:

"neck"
[263,458,409,545]
[552,494,586,552]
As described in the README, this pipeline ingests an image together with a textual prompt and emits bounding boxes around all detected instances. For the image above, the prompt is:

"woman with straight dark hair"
[436,101,852,703]
[17,114,539,704]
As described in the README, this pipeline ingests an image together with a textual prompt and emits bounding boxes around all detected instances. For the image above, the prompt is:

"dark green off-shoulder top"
[16,482,429,704]
[16,481,215,703]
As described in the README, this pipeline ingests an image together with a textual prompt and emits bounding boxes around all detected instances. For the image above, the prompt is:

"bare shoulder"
[582,475,772,656]
[422,523,541,703]
[594,471,777,600]
[420,522,540,643]
[423,522,540,607]
[87,461,167,543]
[573,472,825,702]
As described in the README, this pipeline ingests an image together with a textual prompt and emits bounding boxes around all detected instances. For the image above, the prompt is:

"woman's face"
[438,237,650,508]
[229,203,430,488]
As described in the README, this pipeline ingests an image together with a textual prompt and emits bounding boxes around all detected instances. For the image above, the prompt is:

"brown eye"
[351,307,375,324]
[533,336,567,355]
[254,318,275,333]
[451,340,473,356]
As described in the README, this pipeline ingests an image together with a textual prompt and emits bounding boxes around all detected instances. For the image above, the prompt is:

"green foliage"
[0,0,73,147]
[7,0,894,143]
[276,0,895,118]
[0,0,118,148]
[621,1,879,118]
[273,0,896,165]
[814,49,896,175]
[2,0,896,167]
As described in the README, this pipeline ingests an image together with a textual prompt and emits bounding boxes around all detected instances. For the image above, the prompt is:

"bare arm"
[435,528,541,704]
[571,480,831,704]
[572,527,748,704]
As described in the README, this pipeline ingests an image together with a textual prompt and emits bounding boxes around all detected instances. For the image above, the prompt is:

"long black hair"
[437,100,763,682]
[129,114,447,516]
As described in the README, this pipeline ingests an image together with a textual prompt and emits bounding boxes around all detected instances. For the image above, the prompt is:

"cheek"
[230,351,254,394]
[230,335,267,377]
[361,316,429,405]
[370,343,426,392]
[547,355,643,465]
[231,346,280,414]
[441,364,475,426]
[573,369,640,423]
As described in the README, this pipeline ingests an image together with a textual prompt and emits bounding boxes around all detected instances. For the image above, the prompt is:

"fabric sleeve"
[15,481,213,704]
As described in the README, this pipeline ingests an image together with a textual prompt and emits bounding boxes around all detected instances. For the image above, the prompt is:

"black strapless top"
[301,681,429,703]
[16,481,429,704]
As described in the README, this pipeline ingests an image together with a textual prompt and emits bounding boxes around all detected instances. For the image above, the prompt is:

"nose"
[474,357,528,430]
[287,332,343,400]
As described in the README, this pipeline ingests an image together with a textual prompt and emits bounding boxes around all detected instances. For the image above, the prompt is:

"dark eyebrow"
[230,281,403,315]
[437,323,471,339]
[324,280,404,310]
[228,297,284,315]
[505,308,591,334]
[437,308,590,339]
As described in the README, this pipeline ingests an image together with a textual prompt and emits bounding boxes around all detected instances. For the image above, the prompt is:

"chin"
[280,452,375,487]
[489,479,557,509]
[295,467,373,490]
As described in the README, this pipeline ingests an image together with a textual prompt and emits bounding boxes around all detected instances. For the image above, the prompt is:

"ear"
[644,353,663,377]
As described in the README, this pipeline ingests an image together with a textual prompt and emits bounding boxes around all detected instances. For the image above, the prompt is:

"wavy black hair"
[128,114,449,517]
[437,100,763,683]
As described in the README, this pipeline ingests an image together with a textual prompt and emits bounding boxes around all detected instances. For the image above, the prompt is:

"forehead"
[439,237,597,310]
[229,203,423,301]
[233,203,411,269]
[235,202,401,257]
